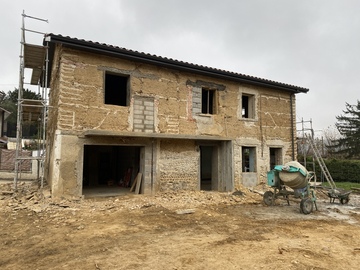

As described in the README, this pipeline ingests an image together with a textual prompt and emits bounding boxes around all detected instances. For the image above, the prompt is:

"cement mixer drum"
[277,161,308,189]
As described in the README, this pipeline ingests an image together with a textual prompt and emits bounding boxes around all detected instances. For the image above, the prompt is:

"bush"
[302,158,360,183]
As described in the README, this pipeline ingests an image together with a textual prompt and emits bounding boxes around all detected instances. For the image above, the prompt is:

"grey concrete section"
[242,173,258,187]
[192,87,202,115]
[133,96,155,133]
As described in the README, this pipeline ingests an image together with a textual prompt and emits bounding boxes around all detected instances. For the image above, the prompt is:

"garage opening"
[82,145,141,196]
[200,145,218,191]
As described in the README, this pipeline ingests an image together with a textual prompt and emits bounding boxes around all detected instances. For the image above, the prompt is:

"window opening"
[242,146,256,172]
[270,148,282,169]
[105,73,129,106]
[202,88,215,114]
[242,94,255,119]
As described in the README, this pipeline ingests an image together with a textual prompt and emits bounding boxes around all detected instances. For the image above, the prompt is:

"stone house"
[43,34,308,197]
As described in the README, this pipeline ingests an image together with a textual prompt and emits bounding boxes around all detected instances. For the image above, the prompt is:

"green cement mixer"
[263,161,317,214]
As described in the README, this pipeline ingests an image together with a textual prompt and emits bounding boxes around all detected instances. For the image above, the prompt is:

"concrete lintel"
[82,129,232,141]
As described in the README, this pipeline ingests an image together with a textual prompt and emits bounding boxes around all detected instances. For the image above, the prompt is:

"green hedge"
[302,158,360,183]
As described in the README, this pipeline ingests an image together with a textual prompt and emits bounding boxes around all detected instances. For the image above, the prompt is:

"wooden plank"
[135,172,143,194]
[175,209,195,215]
[129,173,139,192]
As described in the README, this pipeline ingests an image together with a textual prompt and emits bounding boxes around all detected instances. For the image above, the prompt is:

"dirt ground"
[1,182,360,270]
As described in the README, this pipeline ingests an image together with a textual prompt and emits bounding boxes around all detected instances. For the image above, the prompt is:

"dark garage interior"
[82,145,141,194]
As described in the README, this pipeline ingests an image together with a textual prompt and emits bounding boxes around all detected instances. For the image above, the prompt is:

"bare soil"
[1,182,360,270]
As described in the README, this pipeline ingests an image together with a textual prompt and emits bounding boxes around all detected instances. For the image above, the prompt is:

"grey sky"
[1,0,359,133]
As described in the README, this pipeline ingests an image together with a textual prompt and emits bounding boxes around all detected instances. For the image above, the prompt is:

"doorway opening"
[82,145,141,196]
[200,145,218,191]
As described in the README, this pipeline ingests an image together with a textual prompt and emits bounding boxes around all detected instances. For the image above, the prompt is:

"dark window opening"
[105,73,129,106]
[242,94,255,119]
[242,146,256,172]
[242,95,249,118]
[202,89,215,114]
[270,148,282,169]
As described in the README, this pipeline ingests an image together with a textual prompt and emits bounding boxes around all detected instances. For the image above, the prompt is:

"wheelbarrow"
[327,188,352,204]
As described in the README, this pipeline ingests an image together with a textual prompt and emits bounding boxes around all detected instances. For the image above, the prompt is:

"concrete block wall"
[192,86,202,116]
[133,96,155,133]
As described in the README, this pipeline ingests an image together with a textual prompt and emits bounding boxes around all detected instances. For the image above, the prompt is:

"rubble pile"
[0,181,263,214]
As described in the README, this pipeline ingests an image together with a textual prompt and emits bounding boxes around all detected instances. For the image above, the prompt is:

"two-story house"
[43,34,308,198]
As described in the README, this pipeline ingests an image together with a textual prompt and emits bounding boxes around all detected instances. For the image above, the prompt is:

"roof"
[43,34,309,94]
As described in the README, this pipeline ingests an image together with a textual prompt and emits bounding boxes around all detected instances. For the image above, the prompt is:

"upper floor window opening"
[202,88,216,114]
[242,94,255,119]
[104,72,130,106]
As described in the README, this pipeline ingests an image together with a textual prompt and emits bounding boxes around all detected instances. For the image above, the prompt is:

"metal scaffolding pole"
[14,11,49,190]
[14,12,26,190]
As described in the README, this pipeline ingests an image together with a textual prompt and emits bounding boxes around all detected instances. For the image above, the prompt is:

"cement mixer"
[263,161,317,214]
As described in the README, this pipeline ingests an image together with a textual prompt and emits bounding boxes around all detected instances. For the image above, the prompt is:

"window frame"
[201,88,217,115]
[241,93,255,119]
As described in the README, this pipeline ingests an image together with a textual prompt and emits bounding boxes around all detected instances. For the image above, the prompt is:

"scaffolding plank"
[24,44,46,85]
[21,100,43,121]
[24,43,46,69]
[30,68,42,85]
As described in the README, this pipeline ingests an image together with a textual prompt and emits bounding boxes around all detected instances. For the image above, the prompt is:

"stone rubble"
[0,181,262,215]
[3,181,358,221]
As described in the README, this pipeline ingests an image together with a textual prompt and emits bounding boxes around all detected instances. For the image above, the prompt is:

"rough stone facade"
[159,140,199,191]
[43,35,307,198]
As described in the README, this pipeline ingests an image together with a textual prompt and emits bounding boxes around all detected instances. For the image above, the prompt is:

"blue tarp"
[274,165,307,176]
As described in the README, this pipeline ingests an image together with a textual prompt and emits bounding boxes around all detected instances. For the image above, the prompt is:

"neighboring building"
[43,34,308,198]
[0,107,10,139]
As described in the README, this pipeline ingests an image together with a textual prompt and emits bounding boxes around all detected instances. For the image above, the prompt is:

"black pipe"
[290,94,295,160]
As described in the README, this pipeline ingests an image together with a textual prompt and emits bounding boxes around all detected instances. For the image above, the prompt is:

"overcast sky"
[1,0,359,133]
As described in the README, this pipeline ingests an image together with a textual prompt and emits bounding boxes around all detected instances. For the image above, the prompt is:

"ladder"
[305,133,337,190]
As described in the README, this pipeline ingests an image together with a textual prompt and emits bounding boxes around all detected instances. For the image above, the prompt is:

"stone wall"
[46,45,299,196]
[49,47,295,146]
[158,140,199,191]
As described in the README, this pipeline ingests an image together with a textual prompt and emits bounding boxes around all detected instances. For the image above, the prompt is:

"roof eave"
[44,34,309,94]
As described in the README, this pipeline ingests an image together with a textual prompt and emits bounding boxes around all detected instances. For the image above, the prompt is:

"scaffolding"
[297,118,315,169]
[14,11,49,190]
[297,118,327,184]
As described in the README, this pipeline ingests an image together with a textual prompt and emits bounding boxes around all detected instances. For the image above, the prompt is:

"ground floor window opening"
[82,145,141,196]
[242,146,256,172]
[269,147,282,169]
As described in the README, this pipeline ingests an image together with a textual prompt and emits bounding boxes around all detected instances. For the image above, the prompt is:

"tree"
[330,101,360,159]
[0,89,42,138]
[322,125,341,158]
